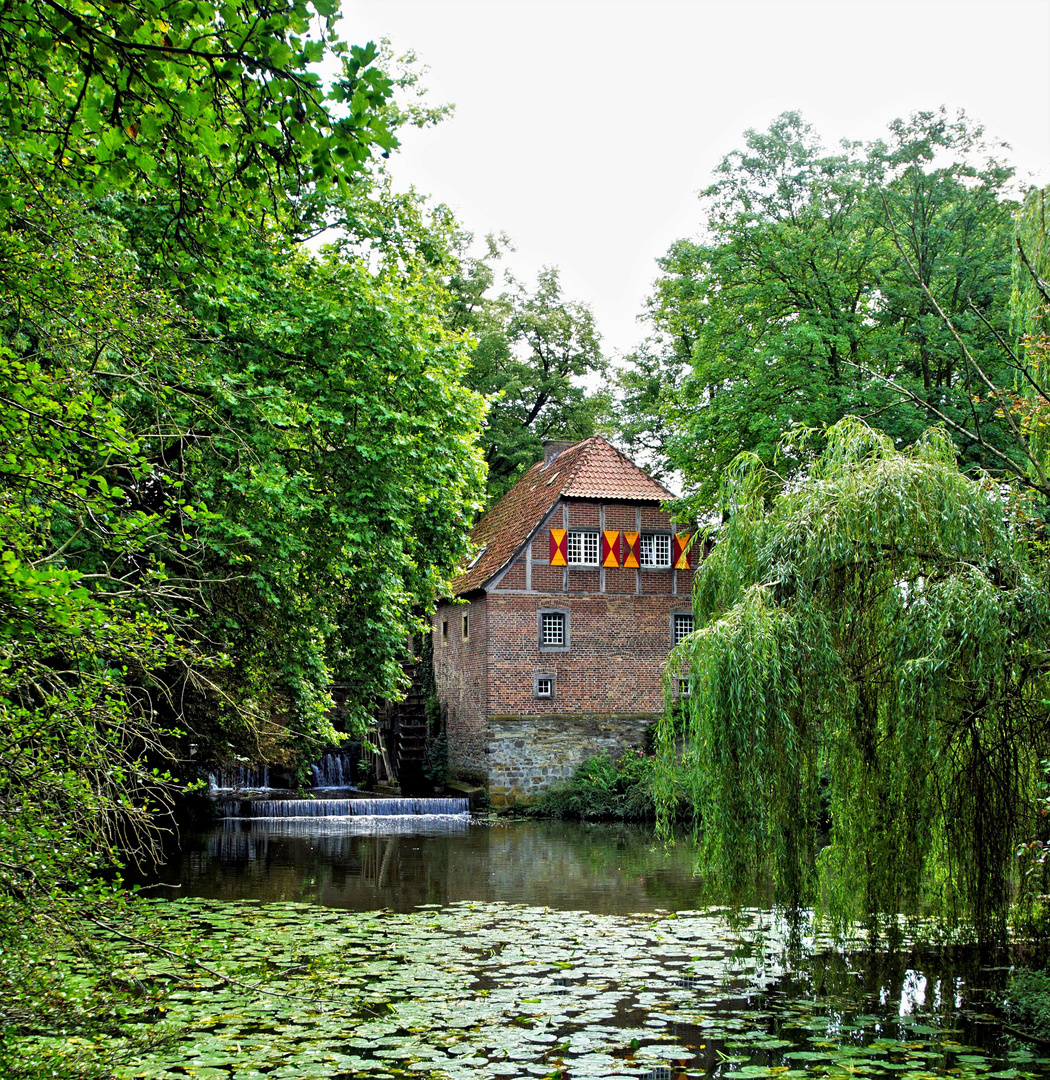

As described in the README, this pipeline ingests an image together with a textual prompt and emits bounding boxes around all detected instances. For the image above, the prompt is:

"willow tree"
[657,418,1050,944]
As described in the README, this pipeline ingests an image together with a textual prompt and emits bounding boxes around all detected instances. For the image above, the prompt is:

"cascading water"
[310,751,357,789]
[216,797,469,818]
[208,765,271,793]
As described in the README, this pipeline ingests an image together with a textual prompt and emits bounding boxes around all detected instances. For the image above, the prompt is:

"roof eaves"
[479,498,564,593]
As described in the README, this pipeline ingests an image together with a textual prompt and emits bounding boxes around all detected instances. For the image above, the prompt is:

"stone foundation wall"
[483,712,654,808]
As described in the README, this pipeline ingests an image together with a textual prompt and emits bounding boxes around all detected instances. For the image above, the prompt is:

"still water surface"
[148,816,712,914]
[132,814,1050,1080]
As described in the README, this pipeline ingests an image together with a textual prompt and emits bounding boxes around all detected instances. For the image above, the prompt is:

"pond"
[58,814,1050,1080]
[144,816,718,914]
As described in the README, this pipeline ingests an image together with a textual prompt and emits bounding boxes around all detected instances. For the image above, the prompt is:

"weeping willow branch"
[657,418,1050,947]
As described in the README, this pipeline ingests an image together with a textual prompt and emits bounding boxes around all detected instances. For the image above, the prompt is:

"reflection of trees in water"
[208,817,469,859]
[161,821,710,913]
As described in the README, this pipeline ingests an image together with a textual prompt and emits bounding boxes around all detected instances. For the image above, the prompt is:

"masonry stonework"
[484,713,652,807]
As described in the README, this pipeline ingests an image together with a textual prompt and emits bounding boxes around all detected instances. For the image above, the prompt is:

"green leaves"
[447,241,611,503]
[0,0,487,1042]
[659,418,1050,943]
[629,109,1018,507]
[0,1,399,265]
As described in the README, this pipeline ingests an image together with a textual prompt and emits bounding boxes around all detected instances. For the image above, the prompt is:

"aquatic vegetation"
[9,899,1050,1079]
[1000,968,1050,1041]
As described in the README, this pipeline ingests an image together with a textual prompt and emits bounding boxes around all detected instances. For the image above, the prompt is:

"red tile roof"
[449,436,672,595]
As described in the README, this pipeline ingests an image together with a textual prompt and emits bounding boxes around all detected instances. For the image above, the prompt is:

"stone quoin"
[432,436,697,807]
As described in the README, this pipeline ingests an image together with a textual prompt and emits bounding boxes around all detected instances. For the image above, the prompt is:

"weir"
[216,796,470,818]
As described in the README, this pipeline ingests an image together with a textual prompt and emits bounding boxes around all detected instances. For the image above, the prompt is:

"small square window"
[462,614,469,640]
[541,611,565,646]
[672,612,694,646]
[678,678,692,699]
[567,530,600,566]
[538,608,570,651]
[640,533,672,568]
[536,676,554,698]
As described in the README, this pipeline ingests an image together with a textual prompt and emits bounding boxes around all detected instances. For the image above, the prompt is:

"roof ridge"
[448,434,670,596]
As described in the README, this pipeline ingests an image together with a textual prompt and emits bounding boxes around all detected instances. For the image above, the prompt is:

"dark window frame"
[537,607,570,652]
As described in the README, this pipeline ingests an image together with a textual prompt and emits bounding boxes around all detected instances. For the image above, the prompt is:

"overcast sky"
[339,0,1050,359]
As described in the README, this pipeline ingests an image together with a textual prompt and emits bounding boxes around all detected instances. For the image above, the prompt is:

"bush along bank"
[527,747,691,822]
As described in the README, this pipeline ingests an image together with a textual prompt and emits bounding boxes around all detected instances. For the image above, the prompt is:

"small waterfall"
[208,765,271,792]
[310,751,357,789]
[216,797,469,819]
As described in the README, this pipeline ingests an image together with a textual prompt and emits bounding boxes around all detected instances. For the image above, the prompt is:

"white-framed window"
[541,611,565,646]
[535,675,555,698]
[672,612,694,646]
[566,530,600,566]
[678,678,692,699]
[639,533,672,568]
[538,608,570,652]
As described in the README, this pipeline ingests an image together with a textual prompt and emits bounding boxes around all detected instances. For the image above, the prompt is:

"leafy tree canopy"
[0,0,399,258]
[618,109,1020,507]
[657,418,1050,944]
[0,0,488,1016]
[447,234,611,502]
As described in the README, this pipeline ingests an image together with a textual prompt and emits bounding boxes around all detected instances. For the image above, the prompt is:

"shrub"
[529,748,658,821]
[1000,968,1050,1039]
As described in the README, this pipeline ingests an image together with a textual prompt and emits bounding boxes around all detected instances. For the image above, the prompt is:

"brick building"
[432,436,696,807]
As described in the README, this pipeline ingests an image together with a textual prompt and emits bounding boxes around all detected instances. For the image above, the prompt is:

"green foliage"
[1014,185,1050,346]
[0,199,204,916]
[0,0,397,258]
[0,0,489,1056]
[447,235,611,502]
[1000,968,1050,1040]
[657,418,1050,944]
[1012,186,1050,486]
[529,749,661,821]
[164,215,486,758]
[619,109,1019,504]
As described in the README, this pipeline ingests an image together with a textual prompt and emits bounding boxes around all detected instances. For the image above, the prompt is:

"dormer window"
[465,545,487,570]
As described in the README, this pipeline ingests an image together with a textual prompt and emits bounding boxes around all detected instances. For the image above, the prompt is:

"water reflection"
[146,818,714,914]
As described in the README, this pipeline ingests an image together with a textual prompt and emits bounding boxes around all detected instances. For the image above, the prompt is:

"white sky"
[339,0,1050,359]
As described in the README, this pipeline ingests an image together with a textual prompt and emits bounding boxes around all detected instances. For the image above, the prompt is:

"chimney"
[542,439,575,466]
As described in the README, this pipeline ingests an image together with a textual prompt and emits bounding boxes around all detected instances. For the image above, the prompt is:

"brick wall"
[432,496,701,800]
[432,596,489,781]
[486,592,686,718]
